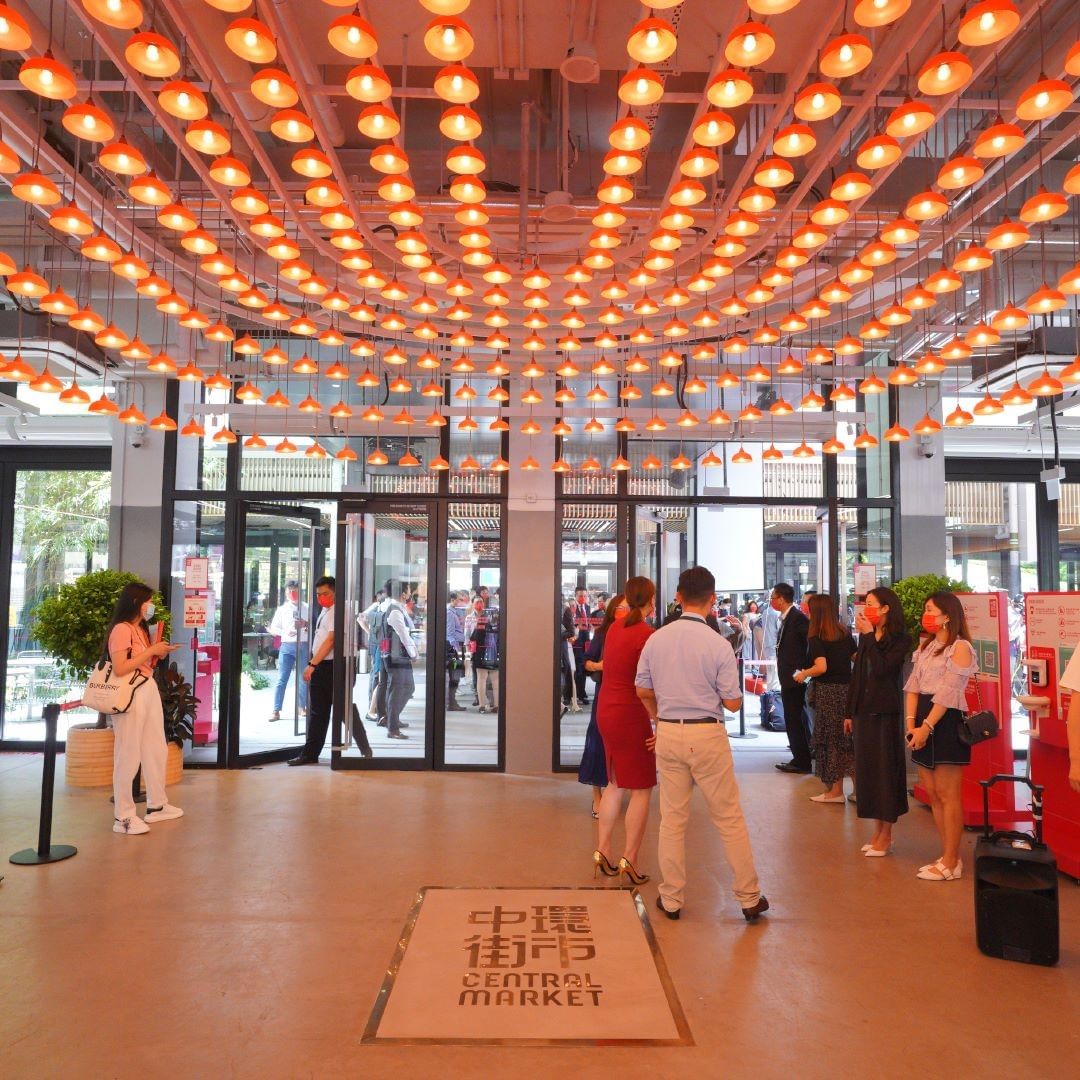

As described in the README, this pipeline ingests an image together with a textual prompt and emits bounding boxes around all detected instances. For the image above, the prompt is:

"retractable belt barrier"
[9,701,80,867]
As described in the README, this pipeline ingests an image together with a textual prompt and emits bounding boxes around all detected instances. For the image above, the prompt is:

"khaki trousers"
[656,722,761,910]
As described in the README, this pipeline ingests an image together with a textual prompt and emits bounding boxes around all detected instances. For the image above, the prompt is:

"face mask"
[863,607,882,627]
[799,602,810,616]
[317,595,334,609]
[142,602,155,621]
[770,598,784,612]
[921,612,943,634]
[614,607,629,620]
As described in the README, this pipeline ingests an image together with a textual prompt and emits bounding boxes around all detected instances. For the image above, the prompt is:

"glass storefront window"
[443,502,501,766]
[558,503,617,768]
[2,468,110,741]
[1059,483,1080,590]
[946,481,1038,595]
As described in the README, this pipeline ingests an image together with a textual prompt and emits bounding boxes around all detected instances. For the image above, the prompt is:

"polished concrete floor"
[1,748,1077,1079]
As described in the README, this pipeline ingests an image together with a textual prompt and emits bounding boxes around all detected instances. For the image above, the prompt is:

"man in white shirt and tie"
[268,579,308,722]
[289,576,336,765]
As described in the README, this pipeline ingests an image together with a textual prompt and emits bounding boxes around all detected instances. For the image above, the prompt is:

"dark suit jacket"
[776,606,809,688]
[560,606,576,642]
[845,631,911,718]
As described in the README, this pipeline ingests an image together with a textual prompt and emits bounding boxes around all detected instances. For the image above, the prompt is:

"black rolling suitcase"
[974,775,1058,967]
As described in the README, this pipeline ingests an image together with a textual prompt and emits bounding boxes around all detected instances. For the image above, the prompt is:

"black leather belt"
[658,717,722,724]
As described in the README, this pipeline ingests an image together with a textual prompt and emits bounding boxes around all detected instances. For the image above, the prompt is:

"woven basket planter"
[64,723,114,788]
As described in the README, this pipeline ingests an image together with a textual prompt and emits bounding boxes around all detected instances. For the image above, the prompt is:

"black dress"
[845,631,911,823]
[808,634,856,785]
[576,630,608,788]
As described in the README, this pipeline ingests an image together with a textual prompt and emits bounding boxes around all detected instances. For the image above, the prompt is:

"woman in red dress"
[594,575,656,885]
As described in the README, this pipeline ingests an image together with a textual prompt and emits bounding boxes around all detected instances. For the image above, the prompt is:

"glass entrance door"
[231,503,325,765]
[338,502,433,767]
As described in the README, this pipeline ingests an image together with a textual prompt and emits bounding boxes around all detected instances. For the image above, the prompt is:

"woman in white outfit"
[105,582,184,835]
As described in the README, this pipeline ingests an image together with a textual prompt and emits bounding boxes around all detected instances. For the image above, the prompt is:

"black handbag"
[958,676,999,746]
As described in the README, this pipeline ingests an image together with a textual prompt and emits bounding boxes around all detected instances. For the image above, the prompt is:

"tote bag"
[83,657,148,714]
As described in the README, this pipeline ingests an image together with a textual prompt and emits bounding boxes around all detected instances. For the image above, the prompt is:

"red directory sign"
[1024,592,1080,879]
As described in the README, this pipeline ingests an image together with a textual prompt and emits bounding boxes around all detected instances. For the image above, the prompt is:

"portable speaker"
[973,776,1059,967]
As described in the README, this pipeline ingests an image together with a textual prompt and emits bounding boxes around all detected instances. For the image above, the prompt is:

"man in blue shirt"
[446,590,467,710]
[636,565,768,923]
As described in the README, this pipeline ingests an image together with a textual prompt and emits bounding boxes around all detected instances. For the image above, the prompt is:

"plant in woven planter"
[31,569,171,727]
[892,573,972,649]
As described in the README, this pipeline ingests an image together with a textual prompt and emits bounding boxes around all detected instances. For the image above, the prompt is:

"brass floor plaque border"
[362,885,693,1047]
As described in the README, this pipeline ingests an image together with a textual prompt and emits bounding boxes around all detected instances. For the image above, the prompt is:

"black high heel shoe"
[593,850,618,878]
[618,857,649,885]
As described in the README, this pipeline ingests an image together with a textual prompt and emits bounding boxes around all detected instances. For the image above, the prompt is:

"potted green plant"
[151,660,198,786]
[892,573,972,649]
[30,570,171,788]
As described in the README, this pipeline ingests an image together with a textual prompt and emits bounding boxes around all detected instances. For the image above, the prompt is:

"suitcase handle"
[979,774,1044,842]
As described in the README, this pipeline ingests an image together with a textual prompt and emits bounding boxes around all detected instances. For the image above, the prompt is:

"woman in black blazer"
[843,587,911,856]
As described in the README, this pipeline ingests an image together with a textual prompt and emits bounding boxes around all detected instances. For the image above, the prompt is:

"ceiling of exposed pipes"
[0,0,1078,464]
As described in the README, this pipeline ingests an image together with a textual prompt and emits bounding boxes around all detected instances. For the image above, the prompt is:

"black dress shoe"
[742,895,770,923]
[776,761,811,774]
[287,755,319,766]
[655,895,680,921]
[387,731,409,740]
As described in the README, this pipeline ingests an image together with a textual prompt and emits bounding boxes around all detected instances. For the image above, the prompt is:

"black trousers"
[386,662,415,735]
[780,684,812,771]
[301,659,333,759]
[573,643,589,701]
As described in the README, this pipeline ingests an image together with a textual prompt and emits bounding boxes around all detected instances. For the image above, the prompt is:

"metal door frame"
[227,501,325,768]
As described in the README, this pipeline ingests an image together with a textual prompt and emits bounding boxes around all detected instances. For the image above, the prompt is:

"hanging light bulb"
[125,32,181,78]
[794,81,842,121]
[423,15,475,61]
[250,67,298,108]
[725,21,775,66]
[974,117,1025,158]
[0,4,33,49]
[917,51,973,96]
[885,98,935,138]
[225,18,277,63]
[62,101,116,143]
[627,17,678,64]
[1016,77,1073,122]
[19,54,78,100]
[820,33,873,79]
[853,0,910,27]
[958,0,1020,44]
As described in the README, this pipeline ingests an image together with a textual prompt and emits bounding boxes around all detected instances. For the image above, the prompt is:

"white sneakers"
[113,817,150,835]
[113,804,185,834]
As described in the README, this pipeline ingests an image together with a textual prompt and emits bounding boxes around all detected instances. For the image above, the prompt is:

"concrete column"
[896,386,947,578]
[503,426,557,775]
[108,379,168,589]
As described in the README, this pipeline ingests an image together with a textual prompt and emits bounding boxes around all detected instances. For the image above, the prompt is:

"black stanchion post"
[10,703,78,866]
[729,656,758,740]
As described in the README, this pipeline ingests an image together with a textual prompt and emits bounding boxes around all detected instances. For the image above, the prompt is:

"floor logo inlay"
[363,886,692,1046]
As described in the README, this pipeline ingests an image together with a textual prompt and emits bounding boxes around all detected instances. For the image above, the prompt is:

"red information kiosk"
[913,592,1021,826]
[1024,592,1080,880]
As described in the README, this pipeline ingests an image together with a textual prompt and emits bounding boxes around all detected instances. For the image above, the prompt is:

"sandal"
[917,858,963,881]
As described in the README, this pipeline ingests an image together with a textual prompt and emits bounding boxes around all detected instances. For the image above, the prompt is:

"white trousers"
[476,667,499,707]
[112,678,168,822]
[656,723,761,910]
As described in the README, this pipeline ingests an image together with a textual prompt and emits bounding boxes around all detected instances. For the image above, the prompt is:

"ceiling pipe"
[519,101,531,262]
[268,0,344,147]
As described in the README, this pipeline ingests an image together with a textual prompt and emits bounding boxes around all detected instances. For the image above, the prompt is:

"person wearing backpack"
[380,579,418,740]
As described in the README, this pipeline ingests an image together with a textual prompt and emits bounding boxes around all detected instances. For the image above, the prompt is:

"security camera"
[916,433,935,459]
[128,422,146,449]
